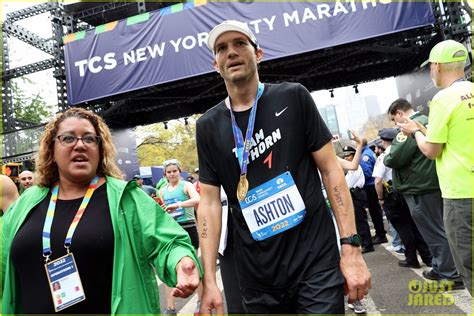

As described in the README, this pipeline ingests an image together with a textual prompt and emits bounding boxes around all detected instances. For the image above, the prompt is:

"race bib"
[239,172,306,241]
[164,197,185,221]
[45,253,85,312]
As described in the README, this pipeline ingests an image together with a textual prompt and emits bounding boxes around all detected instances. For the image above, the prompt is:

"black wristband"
[412,129,421,138]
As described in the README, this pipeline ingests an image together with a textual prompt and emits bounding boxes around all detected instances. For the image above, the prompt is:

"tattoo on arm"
[201,216,208,239]
[333,185,344,208]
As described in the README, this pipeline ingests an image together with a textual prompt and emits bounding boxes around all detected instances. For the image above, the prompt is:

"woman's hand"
[165,203,180,213]
[172,256,200,298]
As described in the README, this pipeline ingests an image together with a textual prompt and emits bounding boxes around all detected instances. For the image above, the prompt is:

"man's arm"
[312,142,371,302]
[197,183,225,313]
[374,177,384,206]
[412,131,444,159]
[338,135,366,171]
[372,156,385,204]
[1,175,19,214]
[313,142,357,239]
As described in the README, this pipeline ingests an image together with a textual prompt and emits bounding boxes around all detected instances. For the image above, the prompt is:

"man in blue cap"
[397,42,471,294]
[359,142,387,245]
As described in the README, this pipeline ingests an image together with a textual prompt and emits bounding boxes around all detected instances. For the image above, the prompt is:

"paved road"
[159,242,471,314]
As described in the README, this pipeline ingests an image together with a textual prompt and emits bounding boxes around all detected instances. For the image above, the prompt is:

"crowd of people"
[1,21,471,314]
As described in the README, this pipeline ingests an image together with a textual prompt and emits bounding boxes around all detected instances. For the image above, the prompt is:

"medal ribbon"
[42,176,99,259]
[229,82,265,175]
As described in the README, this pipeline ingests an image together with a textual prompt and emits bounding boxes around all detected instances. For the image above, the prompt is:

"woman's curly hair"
[35,108,124,187]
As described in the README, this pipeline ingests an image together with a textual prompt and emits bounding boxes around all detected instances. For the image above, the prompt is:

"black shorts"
[182,225,199,250]
[240,265,345,314]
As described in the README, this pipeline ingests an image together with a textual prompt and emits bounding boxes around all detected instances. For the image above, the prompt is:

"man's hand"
[378,199,385,208]
[397,115,419,136]
[348,129,367,148]
[413,120,427,135]
[172,256,200,298]
[340,246,372,303]
[199,282,224,314]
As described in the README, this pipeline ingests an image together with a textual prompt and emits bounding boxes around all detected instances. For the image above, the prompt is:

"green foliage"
[11,78,53,124]
[360,113,393,141]
[136,115,200,173]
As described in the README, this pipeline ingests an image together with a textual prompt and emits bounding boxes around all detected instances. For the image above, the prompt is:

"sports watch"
[340,234,362,247]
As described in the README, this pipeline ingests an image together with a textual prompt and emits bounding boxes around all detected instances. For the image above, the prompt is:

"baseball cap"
[194,167,199,173]
[420,40,468,67]
[207,20,258,51]
[378,128,398,141]
[374,139,384,149]
[133,174,142,180]
[342,146,356,157]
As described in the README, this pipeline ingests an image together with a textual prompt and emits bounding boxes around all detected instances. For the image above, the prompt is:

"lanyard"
[42,176,99,262]
[228,82,265,174]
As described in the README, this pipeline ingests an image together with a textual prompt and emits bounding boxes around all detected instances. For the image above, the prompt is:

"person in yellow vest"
[398,39,472,295]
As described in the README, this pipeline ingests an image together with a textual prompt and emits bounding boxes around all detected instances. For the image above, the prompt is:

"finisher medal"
[237,175,249,202]
[228,82,265,202]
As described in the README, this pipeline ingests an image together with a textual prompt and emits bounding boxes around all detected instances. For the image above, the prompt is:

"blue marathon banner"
[63,1,435,104]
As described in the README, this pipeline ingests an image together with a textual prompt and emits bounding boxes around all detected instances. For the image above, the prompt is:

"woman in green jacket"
[2,108,201,314]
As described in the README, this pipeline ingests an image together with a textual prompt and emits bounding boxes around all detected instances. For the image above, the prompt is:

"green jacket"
[2,176,202,314]
[384,113,440,194]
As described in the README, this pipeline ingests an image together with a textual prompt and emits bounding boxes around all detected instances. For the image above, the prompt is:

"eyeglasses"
[163,159,180,167]
[56,134,101,148]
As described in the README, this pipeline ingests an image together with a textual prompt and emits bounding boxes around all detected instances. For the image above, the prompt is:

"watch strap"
[339,234,362,246]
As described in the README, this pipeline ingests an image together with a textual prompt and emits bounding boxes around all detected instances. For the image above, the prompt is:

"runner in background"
[159,159,202,314]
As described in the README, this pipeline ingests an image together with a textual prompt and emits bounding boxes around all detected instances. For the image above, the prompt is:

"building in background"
[319,104,340,137]
[312,78,399,136]
[365,95,381,118]
[395,67,438,115]
[345,93,369,132]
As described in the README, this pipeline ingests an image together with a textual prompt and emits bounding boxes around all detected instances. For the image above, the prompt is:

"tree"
[11,77,53,124]
[360,113,393,141]
[136,116,199,172]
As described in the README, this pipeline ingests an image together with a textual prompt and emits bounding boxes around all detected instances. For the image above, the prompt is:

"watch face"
[352,234,362,245]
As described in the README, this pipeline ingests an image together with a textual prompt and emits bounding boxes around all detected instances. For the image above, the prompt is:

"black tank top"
[10,184,114,313]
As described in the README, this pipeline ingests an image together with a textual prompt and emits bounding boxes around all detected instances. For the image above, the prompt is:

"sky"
[3,1,400,131]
